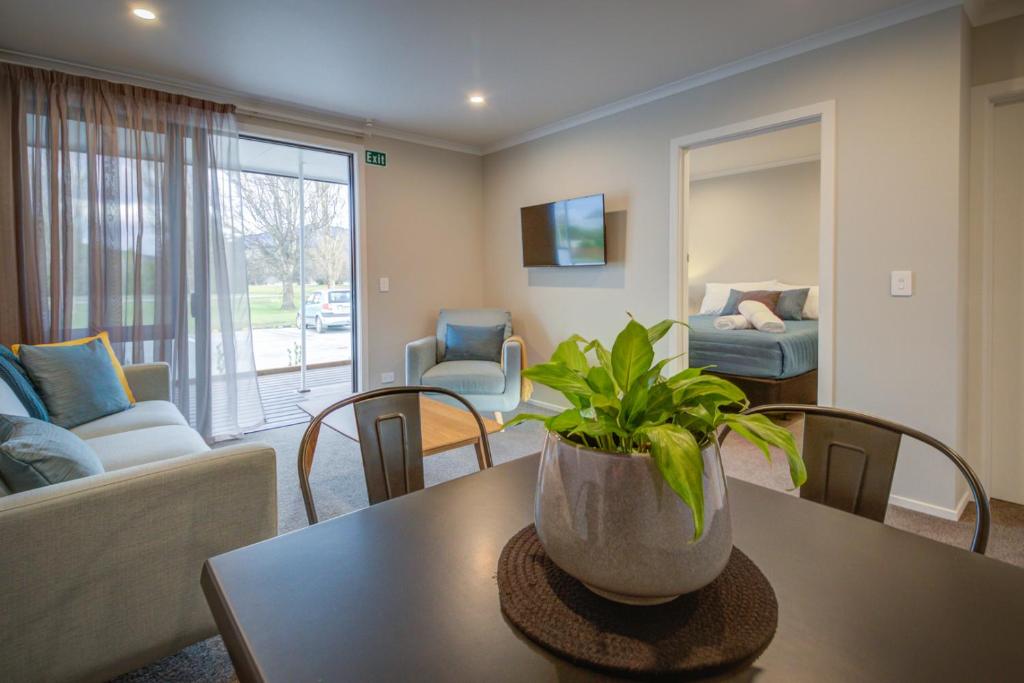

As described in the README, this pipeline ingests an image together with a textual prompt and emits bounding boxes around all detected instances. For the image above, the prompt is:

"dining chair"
[720,404,991,554]
[297,385,494,524]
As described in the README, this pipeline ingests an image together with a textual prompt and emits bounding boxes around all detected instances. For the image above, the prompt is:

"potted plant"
[507,317,806,605]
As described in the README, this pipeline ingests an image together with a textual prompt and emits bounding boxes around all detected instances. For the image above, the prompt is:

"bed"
[687,314,818,406]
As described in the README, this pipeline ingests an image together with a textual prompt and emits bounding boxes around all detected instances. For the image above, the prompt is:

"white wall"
[687,161,820,313]
[481,8,971,513]
[238,117,484,390]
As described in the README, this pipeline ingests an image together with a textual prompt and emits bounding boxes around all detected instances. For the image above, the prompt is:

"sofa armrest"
[0,442,277,681]
[123,362,171,402]
[501,337,523,403]
[405,336,438,385]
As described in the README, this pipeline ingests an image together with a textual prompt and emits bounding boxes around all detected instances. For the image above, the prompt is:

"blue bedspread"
[687,315,818,379]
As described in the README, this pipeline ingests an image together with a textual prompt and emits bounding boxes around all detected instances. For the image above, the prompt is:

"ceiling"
[0,0,961,151]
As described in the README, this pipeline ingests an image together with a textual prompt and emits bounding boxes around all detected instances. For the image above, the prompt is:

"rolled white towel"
[738,300,786,333]
[713,314,751,330]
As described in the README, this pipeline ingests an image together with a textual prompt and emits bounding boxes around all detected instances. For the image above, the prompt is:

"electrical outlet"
[890,270,913,297]
[381,371,395,384]
[379,277,390,293]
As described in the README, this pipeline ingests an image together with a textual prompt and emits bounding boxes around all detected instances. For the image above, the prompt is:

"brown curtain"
[0,63,264,439]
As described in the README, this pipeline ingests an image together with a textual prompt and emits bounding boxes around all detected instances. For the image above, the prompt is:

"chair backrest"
[297,386,494,524]
[436,309,512,363]
[723,404,991,554]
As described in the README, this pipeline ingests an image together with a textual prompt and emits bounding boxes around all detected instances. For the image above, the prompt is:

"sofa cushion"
[71,400,189,440]
[12,331,136,403]
[0,346,49,421]
[85,424,210,472]
[19,338,131,429]
[422,360,506,395]
[0,415,104,493]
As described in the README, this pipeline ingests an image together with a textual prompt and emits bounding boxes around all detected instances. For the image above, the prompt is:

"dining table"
[201,453,1024,682]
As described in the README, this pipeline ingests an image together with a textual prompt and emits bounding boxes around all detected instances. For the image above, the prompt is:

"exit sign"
[365,150,387,167]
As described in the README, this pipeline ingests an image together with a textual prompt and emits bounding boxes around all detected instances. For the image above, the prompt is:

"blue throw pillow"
[0,414,104,493]
[18,338,131,429]
[0,345,49,421]
[444,324,506,362]
[775,288,810,321]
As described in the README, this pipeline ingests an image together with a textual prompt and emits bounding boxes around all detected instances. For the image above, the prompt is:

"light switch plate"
[890,270,913,297]
[381,371,395,384]
[379,277,390,293]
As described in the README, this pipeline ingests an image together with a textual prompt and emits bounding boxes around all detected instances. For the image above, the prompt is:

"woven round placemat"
[497,524,777,678]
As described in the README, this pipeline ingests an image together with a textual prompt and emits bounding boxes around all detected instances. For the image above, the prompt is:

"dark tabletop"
[202,454,1024,682]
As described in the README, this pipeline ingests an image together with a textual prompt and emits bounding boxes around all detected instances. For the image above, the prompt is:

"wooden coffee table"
[299,393,501,468]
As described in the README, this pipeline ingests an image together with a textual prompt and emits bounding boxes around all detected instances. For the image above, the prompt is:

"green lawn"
[248,283,315,329]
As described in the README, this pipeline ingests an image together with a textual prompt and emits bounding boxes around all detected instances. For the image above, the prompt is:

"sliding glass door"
[238,137,356,422]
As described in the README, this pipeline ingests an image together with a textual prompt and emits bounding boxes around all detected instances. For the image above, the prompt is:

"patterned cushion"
[0,414,104,493]
[0,345,49,421]
[18,338,132,429]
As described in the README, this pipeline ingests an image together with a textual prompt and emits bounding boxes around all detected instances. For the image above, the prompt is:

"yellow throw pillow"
[12,331,136,404]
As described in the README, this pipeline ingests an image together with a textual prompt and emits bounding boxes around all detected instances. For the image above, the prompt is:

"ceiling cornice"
[0,48,483,155]
[481,0,961,154]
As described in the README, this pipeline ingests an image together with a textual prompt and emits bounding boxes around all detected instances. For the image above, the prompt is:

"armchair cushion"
[443,323,506,362]
[422,361,506,395]
[436,309,511,363]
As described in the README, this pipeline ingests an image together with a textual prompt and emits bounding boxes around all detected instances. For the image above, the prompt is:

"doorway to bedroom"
[668,103,836,408]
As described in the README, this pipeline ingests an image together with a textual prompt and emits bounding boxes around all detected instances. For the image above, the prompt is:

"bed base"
[707,369,818,408]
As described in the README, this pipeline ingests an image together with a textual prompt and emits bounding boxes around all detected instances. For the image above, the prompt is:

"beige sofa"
[0,362,278,683]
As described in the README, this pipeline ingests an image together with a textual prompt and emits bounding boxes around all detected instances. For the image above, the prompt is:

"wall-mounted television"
[521,193,606,267]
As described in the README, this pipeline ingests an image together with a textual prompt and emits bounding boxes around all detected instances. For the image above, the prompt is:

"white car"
[297,288,352,333]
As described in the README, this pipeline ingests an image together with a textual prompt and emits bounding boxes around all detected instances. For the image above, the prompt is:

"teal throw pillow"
[0,345,49,421]
[443,324,506,363]
[18,338,131,429]
[0,414,104,492]
[775,288,810,321]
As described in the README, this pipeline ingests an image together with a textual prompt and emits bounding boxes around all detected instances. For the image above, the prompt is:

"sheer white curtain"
[3,64,264,439]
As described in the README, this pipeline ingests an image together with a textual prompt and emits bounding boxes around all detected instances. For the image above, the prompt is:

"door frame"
[237,122,369,392]
[971,77,1024,495]
[667,101,837,405]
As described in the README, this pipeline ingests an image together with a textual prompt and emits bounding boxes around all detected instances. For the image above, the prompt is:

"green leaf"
[585,339,619,393]
[586,366,616,397]
[723,413,806,488]
[552,335,590,375]
[611,319,654,392]
[619,382,650,431]
[522,362,594,400]
[642,424,706,540]
[501,413,549,430]
[646,319,685,345]
[547,408,583,433]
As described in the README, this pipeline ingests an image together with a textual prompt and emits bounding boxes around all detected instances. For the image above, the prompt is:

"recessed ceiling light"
[468,94,486,105]
[132,8,157,20]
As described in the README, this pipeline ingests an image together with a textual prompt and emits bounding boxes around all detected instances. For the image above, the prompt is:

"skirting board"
[529,400,971,522]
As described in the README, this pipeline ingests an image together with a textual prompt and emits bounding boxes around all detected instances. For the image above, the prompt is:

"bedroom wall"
[687,161,820,314]
[238,116,484,391]
[481,8,970,514]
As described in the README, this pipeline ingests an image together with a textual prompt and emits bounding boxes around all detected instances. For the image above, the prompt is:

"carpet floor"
[116,415,1024,682]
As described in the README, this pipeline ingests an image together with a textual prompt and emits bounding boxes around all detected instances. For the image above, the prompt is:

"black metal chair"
[720,404,991,554]
[298,386,494,524]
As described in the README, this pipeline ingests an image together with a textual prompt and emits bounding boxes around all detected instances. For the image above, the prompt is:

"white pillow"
[0,380,30,418]
[699,281,777,315]
[776,282,819,319]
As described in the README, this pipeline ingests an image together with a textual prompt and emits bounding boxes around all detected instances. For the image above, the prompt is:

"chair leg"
[493,411,504,425]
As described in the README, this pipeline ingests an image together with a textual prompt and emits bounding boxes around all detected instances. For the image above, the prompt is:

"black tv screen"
[521,193,606,267]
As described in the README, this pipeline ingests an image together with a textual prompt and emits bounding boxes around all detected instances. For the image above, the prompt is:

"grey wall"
[481,8,971,512]
[688,161,820,314]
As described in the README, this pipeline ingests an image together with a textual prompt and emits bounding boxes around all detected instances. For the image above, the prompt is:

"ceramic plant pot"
[534,431,733,605]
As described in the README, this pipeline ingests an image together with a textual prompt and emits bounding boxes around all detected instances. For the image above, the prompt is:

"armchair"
[405,309,525,422]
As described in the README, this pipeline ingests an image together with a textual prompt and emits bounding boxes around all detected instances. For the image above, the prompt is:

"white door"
[990,98,1024,505]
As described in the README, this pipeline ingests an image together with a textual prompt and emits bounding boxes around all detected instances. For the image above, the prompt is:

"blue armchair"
[405,309,524,422]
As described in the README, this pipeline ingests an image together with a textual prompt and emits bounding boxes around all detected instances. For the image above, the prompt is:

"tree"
[309,226,351,287]
[240,175,342,309]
